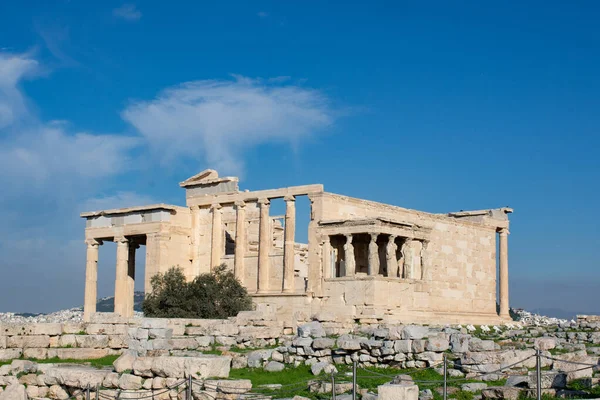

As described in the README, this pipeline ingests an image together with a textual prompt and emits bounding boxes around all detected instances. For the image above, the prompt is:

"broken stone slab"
[48,384,69,400]
[247,349,273,368]
[425,337,449,352]
[298,321,326,338]
[469,338,499,352]
[378,384,419,400]
[113,350,136,373]
[118,374,143,390]
[450,334,470,353]
[264,361,285,372]
[310,361,337,375]
[44,366,111,388]
[0,384,27,400]
[402,326,429,340]
[481,387,521,400]
[461,383,488,392]
[528,371,567,389]
[534,337,556,351]
[308,380,353,395]
[203,379,252,394]
[10,360,37,374]
[150,355,231,379]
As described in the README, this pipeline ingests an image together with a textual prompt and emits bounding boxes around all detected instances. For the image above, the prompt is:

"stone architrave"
[499,228,510,318]
[210,204,222,270]
[114,236,129,317]
[344,234,355,277]
[283,196,296,293]
[83,238,101,322]
[257,198,271,293]
[386,235,398,278]
[234,201,246,283]
[368,233,379,276]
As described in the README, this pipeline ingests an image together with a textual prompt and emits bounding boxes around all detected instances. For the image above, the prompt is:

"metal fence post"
[331,372,336,400]
[187,375,193,400]
[86,385,90,400]
[352,360,357,400]
[443,353,448,400]
[95,384,99,400]
[536,349,542,400]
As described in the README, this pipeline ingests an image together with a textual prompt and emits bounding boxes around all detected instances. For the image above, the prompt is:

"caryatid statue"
[386,235,398,277]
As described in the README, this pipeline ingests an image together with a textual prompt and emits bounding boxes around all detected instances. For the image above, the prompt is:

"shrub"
[142,265,253,318]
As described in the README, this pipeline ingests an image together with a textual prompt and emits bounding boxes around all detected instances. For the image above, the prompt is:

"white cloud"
[113,4,142,21]
[81,191,156,213]
[0,52,38,129]
[0,52,140,194]
[122,75,335,173]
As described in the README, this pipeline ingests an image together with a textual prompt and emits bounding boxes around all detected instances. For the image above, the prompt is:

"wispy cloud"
[113,4,142,21]
[122,75,335,173]
[257,11,269,18]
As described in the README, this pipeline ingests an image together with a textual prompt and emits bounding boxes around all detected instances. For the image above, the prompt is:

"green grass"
[0,355,119,369]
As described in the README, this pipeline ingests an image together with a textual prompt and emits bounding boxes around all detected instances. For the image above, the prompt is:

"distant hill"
[96,292,145,312]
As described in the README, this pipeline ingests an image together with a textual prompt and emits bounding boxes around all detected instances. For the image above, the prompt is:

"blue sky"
[0,1,598,315]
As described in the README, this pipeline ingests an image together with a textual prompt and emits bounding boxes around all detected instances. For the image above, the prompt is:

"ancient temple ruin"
[81,169,512,324]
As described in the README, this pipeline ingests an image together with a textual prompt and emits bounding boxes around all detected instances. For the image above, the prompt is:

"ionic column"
[257,198,271,293]
[114,236,129,317]
[499,228,510,318]
[234,201,246,283]
[283,196,296,293]
[125,242,139,318]
[191,206,201,277]
[386,235,398,278]
[322,236,332,279]
[210,203,222,270]
[368,233,379,276]
[83,238,101,322]
[344,234,355,277]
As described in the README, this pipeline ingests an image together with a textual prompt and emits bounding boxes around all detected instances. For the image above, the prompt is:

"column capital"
[389,235,396,242]
[258,198,270,206]
[210,203,222,210]
[284,195,296,202]
[499,228,510,236]
[85,238,102,247]
[370,232,379,241]
[235,200,246,208]
[345,233,353,242]
[114,236,128,244]
[322,235,330,244]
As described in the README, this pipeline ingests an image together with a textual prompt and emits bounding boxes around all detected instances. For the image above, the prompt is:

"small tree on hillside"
[142,265,253,318]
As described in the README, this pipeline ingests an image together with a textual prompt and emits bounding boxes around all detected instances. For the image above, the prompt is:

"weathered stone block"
[0,384,28,400]
[450,334,470,353]
[23,348,47,359]
[238,326,281,339]
[113,351,136,373]
[534,337,556,351]
[55,348,109,360]
[0,336,6,349]
[75,335,109,348]
[377,384,419,400]
[0,349,22,361]
[118,374,143,390]
[528,371,566,389]
[203,379,252,394]
[264,361,285,372]
[298,321,326,338]
[402,326,429,340]
[48,384,69,400]
[140,319,169,329]
[108,335,128,348]
[58,335,76,348]
[211,323,239,336]
[148,329,173,339]
[313,338,335,349]
[61,323,85,334]
[425,337,449,352]
[8,335,50,349]
[247,350,273,368]
[195,336,215,348]
[481,387,521,400]
[44,366,110,388]
[27,324,63,336]
[394,340,412,353]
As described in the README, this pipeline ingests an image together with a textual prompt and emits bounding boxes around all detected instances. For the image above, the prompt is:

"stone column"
[283,196,296,293]
[322,236,332,279]
[257,198,271,293]
[114,236,129,317]
[125,242,139,318]
[368,233,379,276]
[234,201,246,283]
[191,206,201,277]
[386,235,398,278]
[344,234,355,277]
[499,228,510,318]
[83,238,101,322]
[210,203,222,270]
[145,232,169,292]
